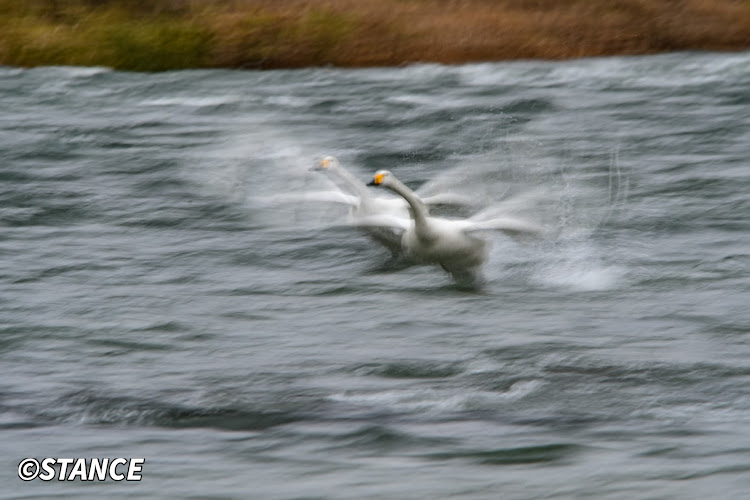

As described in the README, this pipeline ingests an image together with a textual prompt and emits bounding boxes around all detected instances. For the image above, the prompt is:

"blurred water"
[1,51,750,499]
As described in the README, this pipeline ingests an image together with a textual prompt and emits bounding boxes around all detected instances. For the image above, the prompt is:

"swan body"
[367,170,543,284]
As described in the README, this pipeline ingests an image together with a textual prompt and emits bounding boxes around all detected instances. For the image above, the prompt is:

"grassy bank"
[1,0,749,71]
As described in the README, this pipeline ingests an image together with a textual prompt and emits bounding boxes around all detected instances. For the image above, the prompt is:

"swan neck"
[387,178,429,226]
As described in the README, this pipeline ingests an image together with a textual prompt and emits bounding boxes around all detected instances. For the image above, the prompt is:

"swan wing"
[255,190,360,207]
[353,214,412,232]
[420,192,477,207]
[457,216,544,239]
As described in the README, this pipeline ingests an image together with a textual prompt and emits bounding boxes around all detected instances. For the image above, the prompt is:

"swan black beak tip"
[366,180,376,186]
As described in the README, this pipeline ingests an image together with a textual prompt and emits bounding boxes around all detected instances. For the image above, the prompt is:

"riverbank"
[2,0,749,71]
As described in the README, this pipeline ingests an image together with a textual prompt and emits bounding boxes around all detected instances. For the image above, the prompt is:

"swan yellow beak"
[310,157,330,172]
[368,172,385,186]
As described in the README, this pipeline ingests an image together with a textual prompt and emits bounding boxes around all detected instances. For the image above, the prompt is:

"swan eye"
[373,173,385,185]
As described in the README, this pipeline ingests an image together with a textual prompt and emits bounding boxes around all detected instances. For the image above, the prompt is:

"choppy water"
[1,51,750,499]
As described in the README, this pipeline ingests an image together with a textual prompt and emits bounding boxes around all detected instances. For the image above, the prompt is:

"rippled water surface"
[2,51,750,499]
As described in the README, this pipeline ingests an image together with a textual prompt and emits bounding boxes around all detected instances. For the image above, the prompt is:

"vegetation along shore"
[2,0,749,71]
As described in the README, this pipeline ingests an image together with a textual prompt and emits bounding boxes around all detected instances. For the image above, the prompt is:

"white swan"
[366,170,543,285]
[310,156,475,256]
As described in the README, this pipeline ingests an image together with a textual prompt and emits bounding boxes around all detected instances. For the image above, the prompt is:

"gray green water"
[1,51,749,499]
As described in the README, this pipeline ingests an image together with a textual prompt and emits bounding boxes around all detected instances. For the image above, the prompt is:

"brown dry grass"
[1,0,749,70]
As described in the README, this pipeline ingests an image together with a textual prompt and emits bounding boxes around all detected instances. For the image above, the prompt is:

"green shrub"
[91,18,212,71]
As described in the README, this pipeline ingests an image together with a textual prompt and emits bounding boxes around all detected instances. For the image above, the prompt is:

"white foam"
[48,66,112,78]
[141,96,241,108]
[530,241,626,292]
[329,380,542,415]
[264,95,314,108]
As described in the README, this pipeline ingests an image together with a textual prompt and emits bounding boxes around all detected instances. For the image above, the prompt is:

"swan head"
[311,155,340,171]
[367,170,393,187]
